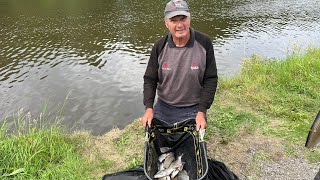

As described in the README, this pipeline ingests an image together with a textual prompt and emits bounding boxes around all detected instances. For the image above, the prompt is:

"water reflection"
[0,0,319,135]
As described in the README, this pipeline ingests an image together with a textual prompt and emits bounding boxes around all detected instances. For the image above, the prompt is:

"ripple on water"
[0,0,320,134]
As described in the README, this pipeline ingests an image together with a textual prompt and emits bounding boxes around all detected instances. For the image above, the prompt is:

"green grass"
[206,106,268,142]
[0,110,95,180]
[115,133,130,152]
[1,47,320,178]
[306,150,320,163]
[113,124,144,169]
[114,132,143,169]
[217,47,320,142]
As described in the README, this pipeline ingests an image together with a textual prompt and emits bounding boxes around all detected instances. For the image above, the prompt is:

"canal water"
[0,0,319,135]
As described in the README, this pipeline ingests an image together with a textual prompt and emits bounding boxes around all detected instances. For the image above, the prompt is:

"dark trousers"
[153,99,203,124]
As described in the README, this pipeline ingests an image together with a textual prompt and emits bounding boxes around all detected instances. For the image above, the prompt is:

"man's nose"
[176,20,183,26]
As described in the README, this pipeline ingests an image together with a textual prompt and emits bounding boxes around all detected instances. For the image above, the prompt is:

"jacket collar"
[167,28,195,48]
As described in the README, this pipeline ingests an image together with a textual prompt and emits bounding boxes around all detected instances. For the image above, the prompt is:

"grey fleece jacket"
[143,28,218,114]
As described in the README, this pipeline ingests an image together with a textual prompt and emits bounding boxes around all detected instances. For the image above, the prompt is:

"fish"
[169,154,183,170]
[155,152,186,180]
[159,152,174,163]
[154,168,175,178]
[163,153,175,168]
[160,147,172,153]
[170,169,180,179]
[158,175,171,180]
[158,162,164,171]
[177,170,189,180]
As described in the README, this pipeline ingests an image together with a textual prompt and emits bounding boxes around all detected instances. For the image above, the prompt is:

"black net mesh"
[144,118,208,180]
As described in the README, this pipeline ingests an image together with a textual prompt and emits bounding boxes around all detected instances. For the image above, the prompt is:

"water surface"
[0,0,319,135]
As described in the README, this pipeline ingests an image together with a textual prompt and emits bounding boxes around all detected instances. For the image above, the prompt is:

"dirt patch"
[206,130,319,179]
[206,131,282,178]
[80,119,145,178]
[76,128,126,178]
[79,118,319,179]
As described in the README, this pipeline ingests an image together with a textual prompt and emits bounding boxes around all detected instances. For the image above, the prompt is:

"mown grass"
[1,47,320,178]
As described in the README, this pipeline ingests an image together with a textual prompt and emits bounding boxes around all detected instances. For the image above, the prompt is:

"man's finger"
[141,118,146,127]
[147,118,152,128]
[196,124,200,131]
[202,123,207,130]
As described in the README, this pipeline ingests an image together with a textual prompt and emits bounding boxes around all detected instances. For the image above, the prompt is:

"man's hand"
[141,108,153,127]
[196,111,207,131]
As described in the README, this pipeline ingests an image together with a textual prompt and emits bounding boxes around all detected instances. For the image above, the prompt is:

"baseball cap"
[164,0,190,19]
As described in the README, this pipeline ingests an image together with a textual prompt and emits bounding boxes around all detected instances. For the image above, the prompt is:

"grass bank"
[218,47,320,142]
[1,47,320,179]
[0,109,95,179]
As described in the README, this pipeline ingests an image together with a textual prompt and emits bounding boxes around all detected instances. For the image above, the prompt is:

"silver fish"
[170,169,180,179]
[158,162,164,171]
[160,147,172,153]
[158,175,171,180]
[159,152,174,163]
[169,154,184,170]
[177,170,189,180]
[163,153,175,168]
[156,152,187,180]
[154,168,175,178]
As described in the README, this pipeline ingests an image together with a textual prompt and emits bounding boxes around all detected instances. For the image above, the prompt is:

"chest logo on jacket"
[191,63,199,70]
[162,63,172,70]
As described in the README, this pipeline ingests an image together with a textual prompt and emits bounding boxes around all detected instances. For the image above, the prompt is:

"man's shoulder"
[194,30,211,42]
[152,34,168,53]
[154,34,168,46]
[194,30,212,49]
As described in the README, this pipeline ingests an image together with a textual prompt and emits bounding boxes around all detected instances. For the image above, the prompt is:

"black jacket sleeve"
[197,32,218,113]
[143,36,167,109]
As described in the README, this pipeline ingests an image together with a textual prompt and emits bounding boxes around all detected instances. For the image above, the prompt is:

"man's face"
[165,15,190,39]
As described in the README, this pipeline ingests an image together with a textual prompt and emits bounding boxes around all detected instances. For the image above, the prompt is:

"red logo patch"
[162,63,171,70]
[191,63,199,70]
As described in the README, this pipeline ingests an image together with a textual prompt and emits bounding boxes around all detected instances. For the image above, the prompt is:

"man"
[142,0,218,131]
